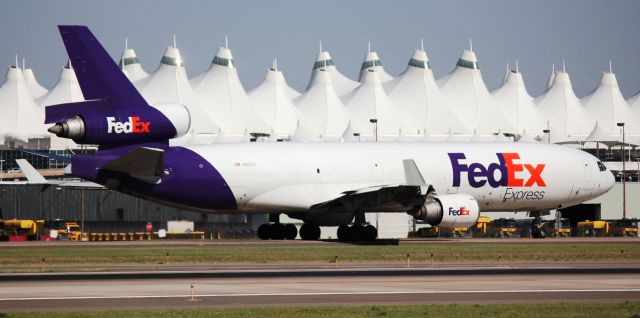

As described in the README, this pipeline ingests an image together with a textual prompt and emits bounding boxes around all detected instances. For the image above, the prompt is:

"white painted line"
[1,288,639,301]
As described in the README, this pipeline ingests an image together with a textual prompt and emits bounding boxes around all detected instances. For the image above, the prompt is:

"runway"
[1,265,639,312]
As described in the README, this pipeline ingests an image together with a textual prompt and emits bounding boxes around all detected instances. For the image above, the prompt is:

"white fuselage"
[186,142,614,213]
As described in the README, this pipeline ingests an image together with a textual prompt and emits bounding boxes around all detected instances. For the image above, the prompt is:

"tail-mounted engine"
[408,194,480,229]
[45,26,191,148]
[47,102,190,147]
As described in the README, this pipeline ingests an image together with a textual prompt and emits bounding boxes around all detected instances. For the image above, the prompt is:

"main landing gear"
[337,211,378,241]
[257,213,298,240]
[299,223,321,240]
[257,222,297,240]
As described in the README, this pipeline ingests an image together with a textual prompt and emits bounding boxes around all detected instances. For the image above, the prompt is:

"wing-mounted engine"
[408,194,480,229]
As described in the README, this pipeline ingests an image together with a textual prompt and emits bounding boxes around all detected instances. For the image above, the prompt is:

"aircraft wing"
[245,159,429,212]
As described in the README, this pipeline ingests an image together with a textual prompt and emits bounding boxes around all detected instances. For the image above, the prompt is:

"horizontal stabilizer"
[15,159,47,184]
[15,149,71,163]
[45,99,109,124]
[102,147,164,183]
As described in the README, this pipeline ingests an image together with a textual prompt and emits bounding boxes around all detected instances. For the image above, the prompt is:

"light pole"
[617,122,626,219]
[369,119,378,142]
[543,129,550,144]
[353,133,361,142]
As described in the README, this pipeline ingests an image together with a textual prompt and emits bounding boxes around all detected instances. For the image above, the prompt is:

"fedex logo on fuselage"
[448,153,546,188]
[106,117,150,134]
[449,206,470,216]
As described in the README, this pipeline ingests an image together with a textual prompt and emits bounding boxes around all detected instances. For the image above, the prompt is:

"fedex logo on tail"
[448,153,546,188]
[107,117,150,134]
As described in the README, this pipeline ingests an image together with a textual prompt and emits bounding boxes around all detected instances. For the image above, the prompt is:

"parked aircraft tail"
[45,25,190,149]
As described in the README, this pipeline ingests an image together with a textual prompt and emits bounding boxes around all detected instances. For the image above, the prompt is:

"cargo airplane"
[46,26,614,241]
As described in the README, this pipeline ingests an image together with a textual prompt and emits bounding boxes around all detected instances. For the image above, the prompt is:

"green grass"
[1,242,639,266]
[3,302,640,318]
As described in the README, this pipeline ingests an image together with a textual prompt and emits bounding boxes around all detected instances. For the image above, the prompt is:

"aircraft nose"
[604,170,615,191]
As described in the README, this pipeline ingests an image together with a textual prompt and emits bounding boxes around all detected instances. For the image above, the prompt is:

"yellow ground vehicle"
[576,220,611,237]
[45,219,82,240]
[490,218,517,238]
[609,219,639,237]
[1,219,45,240]
[472,216,491,237]
[544,218,572,237]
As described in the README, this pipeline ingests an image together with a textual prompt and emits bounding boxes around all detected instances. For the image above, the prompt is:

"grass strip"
[3,302,640,318]
[1,242,639,265]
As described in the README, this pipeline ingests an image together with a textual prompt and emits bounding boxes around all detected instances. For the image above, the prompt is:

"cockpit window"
[597,161,606,171]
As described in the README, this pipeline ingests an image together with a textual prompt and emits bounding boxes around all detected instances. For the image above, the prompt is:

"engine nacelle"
[408,194,480,229]
[47,103,190,146]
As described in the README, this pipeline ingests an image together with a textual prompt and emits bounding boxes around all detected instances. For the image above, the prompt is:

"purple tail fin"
[58,25,147,108]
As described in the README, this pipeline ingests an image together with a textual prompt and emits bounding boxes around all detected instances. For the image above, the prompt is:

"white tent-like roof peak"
[160,46,183,67]
[119,39,149,82]
[358,48,393,82]
[316,51,332,62]
[22,65,48,100]
[215,47,234,61]
[456,50,479,69]
[307,50,359,96]
[411,49,429,62]
[36,60,84,110]
[552,71,572,86]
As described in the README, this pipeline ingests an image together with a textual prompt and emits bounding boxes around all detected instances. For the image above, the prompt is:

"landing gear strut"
[337,211,378,241]
[530,212,547,238]
[257,213,298,240]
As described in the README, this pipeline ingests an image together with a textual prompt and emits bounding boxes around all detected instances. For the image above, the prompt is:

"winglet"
[15,159,48,184]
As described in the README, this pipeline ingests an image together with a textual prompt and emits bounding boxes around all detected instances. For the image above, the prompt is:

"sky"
[1,0,639,98]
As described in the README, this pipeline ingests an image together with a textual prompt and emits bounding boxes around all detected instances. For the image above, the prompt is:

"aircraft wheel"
[257,224,271,240]
[337,225,350,241]
[284,224,298,240]
[270,223,286,240]
[532,229,547,238]
[300,224,321,240]
[363,225,378,241]
[349,225,363,241]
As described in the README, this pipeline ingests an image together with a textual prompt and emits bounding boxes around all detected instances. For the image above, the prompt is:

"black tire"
[532,229,547,238]
[337,225,350,241]
[257,224,271,240]
[363,225,377,241]
[349,225,363,241]
[271,223,286,240]
[284,224,298,240]
[300,224,321,240]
